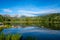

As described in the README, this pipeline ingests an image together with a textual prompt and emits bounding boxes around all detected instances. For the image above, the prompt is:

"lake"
[1,26,60,40]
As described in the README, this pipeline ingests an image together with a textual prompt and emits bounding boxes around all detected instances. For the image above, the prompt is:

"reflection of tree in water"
[0,13,60,30]
[47,16,60,30]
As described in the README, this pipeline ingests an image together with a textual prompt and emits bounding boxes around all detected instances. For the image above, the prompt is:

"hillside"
[0,13,60,30]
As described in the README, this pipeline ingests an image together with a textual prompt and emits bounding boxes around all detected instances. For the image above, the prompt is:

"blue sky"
[0,0,60,17]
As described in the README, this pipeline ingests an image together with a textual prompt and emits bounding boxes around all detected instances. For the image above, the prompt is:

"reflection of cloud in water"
[2,27,60,35]
[23,27,36,29]
[21,30,60,34]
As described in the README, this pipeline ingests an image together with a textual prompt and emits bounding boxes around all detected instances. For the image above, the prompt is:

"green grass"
[0,33,22,40]
[0,27,4,32]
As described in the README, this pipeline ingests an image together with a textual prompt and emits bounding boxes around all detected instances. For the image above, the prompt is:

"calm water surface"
[2,26,60,40]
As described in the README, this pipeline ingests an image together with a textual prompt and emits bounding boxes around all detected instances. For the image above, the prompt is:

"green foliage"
[11,34,21,40]
[0,15,4,22]
[0,33,5,40]
[0,13,60,30]
[0,33,22,40]
[5,34,11,40]
[0,27,4,32]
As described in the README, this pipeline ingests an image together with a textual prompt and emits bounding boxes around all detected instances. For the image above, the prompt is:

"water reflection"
[2,26,60,40]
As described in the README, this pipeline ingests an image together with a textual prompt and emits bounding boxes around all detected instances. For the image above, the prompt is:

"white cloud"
[21,13,36,17]
[3,9,12,13]
[18,9,58,15]
[0,8,58,17]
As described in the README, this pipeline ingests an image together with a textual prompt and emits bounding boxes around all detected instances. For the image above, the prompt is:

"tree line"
[0,13,60,30]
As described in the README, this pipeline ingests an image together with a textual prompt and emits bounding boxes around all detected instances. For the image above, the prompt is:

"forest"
[0,13,60,30]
